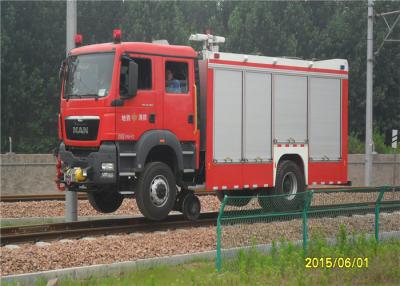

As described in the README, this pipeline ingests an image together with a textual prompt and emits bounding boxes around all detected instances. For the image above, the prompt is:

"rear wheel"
[135,162,176,221]
[262,160,305,211]
[87,190,123,213]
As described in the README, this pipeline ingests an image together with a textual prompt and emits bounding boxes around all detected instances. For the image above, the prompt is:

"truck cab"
[57,32,201,220]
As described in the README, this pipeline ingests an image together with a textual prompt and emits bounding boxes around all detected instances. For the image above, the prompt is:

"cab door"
[115,55,159,141]
[162,58,196,141]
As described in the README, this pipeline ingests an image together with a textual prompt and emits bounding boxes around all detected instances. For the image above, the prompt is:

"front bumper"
[58,142,117,186]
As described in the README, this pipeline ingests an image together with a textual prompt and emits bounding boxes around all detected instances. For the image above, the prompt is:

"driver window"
[165,61,188,94]
[120,57,152,96]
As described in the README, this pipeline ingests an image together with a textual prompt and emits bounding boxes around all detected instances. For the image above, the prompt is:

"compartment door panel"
[274,75,307,143]
[244,72,272,161]
[213,69,242,162]
[309,77,341,160]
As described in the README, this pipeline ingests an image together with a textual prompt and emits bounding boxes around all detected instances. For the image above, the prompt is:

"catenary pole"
[365,0,374,186]
[65,0,78,222]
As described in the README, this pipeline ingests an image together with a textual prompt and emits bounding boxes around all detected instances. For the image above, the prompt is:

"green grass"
[28,228,400,286]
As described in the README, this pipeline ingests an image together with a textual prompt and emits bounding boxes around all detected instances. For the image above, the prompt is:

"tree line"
[1,1,399,153]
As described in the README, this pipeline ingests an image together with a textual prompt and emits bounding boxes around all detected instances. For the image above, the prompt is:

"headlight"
[101,163,115,172]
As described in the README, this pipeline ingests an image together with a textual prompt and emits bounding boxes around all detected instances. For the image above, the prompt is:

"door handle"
[188,114,194,124]
[149,113,156,123]
[111,99,124,107]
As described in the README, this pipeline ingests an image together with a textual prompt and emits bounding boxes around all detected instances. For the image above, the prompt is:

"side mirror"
[122,61,138,99]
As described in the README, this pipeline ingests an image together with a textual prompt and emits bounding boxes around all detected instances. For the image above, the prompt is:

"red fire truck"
[56,30,348,220]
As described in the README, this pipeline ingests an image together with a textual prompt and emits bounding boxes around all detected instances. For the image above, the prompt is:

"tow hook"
[74,168,86,182]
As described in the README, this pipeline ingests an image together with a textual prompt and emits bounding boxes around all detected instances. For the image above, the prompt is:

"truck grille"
[65,116,99,141]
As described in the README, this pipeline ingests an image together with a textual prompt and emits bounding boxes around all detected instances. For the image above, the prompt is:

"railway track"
[0,190,212,202]
[0,194,88,202]
[1,212,218,245]
[2,200,399,245]
[6,188,391,203]
[0,186,376,202]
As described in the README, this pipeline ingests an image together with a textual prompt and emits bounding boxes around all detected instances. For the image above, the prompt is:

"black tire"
[269,160,306,211]
[87,191,123,213]
[257,188,274,211]
[215,191,225,203]
[216,190,252,207]
[135,162,176,221]
[182,194,201,221]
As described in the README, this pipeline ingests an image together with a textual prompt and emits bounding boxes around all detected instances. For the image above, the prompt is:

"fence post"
[302,190,314,253]
[374,187,386,241]
[216,195,227,272]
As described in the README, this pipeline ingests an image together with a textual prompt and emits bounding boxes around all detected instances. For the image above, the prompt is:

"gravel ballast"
[0,196,221,219]
[2,212,400,276]
[1,227,216,276]
[2,190,398,219]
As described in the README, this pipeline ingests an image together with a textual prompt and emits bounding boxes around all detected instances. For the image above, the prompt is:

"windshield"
[64,53,115,98]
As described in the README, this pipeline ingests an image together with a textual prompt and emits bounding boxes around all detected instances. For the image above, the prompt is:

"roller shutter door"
[243,72,272,161]
[309,77,341,160]
[213,69,242,162]
[274,75,308,143]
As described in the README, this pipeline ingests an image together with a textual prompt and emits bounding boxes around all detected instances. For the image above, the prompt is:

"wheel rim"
[150,175,169,207]
[282,172,298,201]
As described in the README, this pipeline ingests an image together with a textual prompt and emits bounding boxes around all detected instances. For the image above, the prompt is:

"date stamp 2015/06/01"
[305,257,369,269]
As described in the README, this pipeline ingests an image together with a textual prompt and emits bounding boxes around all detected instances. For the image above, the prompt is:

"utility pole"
[65,0,78,222]
[365,0,374,186]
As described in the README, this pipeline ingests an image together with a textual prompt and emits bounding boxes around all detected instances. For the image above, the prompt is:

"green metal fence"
[216,186,400,271]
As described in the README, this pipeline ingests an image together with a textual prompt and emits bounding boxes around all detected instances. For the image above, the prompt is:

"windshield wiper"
[65,93,100,99]
[64,93,81,99]
[79,93,99,97]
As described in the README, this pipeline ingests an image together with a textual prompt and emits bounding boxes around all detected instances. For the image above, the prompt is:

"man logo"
[72,126,89,135]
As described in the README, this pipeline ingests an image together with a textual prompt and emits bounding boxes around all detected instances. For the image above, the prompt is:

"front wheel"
[87,190,124,213]
[135,162,177,221]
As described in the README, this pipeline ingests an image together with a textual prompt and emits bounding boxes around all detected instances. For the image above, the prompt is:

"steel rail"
[1,187,378,202]
[0,187,378,202]
[0,212,218,245]
[0,194,88,202]
[0,191,212,202]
